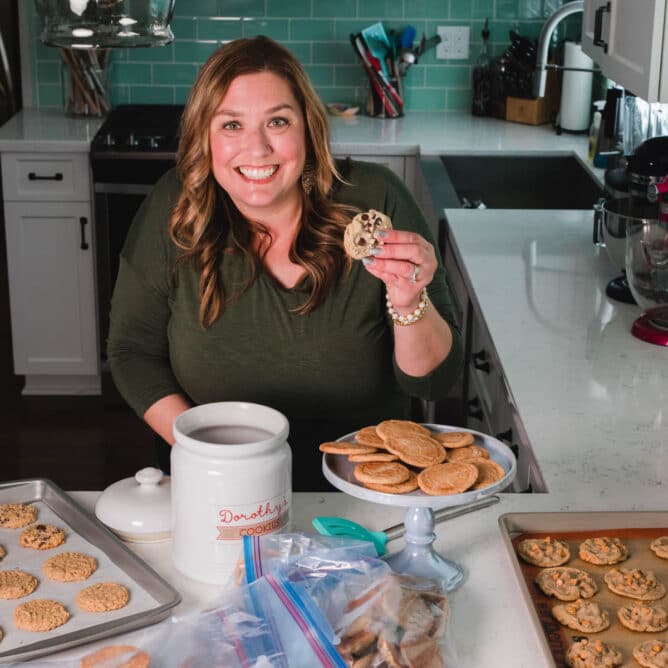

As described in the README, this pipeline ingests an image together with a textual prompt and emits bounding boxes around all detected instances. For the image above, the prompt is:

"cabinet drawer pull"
[79,217,89,250]
[28,172,64,181]
[467,397,484,421]
[472,349,490,373]
[496,428,513,443]
[593,2,610,53]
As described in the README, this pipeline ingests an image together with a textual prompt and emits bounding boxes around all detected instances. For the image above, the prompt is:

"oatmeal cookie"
[363,472,419,494]
[565,638,622,668]
[417,462,478,495]
[355,426,387,449]
[516,536,571,567]
[579,537,629,565]
[446,445,490,461]
[19,523,65,550]
[80,645,150,668]
[650,536,668,559]
[348,452,398,463]
[353,462,411,486]
[431,431,474,448]
[551,598,610,632]
[633,640,668,668]
[383,432,446,468]
[43,552,97,582]
[604,567,665,601]
[14,599,70,632]
[617,603,668,632]
[0,569,38,599]
[0,503,36,528]
[319,441,377,455]
[0,545,5,561]
[468,458,505,489]
[76,582,129,612]
[536,567,597,601]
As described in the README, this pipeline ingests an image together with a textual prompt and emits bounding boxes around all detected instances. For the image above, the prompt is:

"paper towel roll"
[559,41,594,132]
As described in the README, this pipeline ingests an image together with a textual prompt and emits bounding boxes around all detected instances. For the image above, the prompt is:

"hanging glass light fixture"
[34,0,176,49]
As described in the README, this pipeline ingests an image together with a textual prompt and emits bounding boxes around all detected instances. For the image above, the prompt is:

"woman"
[107,36,464,491]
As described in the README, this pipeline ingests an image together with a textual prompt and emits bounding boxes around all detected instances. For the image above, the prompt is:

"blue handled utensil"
[312,494,500,556]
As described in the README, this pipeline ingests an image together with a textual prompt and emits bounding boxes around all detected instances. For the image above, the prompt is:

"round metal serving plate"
[322,424,517,509]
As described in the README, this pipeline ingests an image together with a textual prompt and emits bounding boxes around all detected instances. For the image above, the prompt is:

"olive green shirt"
[108,159,464,483]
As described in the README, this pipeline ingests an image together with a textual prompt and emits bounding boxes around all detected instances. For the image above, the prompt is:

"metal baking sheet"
[0,479,180,663]
[498,512,668,668]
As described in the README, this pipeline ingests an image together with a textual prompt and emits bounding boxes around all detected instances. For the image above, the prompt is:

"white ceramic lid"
[95,467,171,543]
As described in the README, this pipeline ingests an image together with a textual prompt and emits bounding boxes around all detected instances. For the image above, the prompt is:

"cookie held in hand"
[344,209,392,259]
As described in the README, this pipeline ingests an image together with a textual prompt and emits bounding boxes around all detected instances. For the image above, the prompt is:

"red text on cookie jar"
[215,497,289,540]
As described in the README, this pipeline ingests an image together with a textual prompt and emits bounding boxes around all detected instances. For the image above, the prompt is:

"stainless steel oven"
[91,105,182,364]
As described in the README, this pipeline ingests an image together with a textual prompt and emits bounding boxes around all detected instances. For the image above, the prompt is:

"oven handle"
[94,182,155,195]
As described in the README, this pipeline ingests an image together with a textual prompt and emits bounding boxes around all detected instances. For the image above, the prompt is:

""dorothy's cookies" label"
[215,494,289,540]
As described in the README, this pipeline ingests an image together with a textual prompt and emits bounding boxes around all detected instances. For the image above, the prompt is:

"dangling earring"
[301,162,315,195]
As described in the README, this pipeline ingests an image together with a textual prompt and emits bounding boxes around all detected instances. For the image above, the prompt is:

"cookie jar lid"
[95,467,171,543]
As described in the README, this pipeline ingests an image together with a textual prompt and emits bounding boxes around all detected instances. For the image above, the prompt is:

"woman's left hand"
[362,229,437,309]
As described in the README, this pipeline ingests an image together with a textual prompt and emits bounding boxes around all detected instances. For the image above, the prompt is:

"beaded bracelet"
[386,287,429,326]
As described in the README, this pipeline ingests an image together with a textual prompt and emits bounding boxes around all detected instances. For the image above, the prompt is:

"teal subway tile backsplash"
[28,0,576,113]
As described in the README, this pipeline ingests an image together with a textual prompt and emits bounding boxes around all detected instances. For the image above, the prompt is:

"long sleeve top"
[107,159,464,484]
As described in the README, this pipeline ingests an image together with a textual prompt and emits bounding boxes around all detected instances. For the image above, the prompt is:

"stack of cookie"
[514,533,668,667]
[319,420,506,495]
[336,573,450,668]
[0,502,130,644]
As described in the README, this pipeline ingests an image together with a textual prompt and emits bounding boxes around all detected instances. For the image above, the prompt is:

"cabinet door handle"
[467,397,484,421]
[28,171,64,181]
[472,349,491,373]
[79,217,89,250]
[593,2,610,53]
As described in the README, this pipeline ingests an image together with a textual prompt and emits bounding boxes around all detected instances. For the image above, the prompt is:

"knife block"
[505,67,561,126]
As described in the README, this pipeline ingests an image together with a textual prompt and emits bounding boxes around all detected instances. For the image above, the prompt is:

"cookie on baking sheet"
[579,537,629,565]
[431,431,474,449]
[80,645,150,668]
[319,441,377,456]
[0,503,37,529]
[76,582,129,612]
[363,472,419,495]
[343,209,392,260]
[43,552,97,582]
[14,599,70,632]
[383,432,446,468]
[348,452,398,463]
[0,545,5,561]
[0,626,2,643]
[19,523,65,550]
[604,567,666,600]
[469,458,505,490]
[552,598,610,632]
[565,638,622,668]
[446,445,490,461]
[516,536,571,567]
[353,461,411,486]
[617,603,668,632]
[417,462,478,496]
[633,640,668,668]
[0,569,38,599]
[650,536,668,559]
[375,420,431,442]
[355,426,387,450]
[536,567,597,601]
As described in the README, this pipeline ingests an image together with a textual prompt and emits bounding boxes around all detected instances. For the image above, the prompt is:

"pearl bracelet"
[386,287,429,326]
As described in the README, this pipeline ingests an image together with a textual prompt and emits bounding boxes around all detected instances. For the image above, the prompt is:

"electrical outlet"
[436,26,470,60]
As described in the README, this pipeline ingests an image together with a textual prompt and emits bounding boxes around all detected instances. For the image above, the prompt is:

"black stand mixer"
[596,136,668,304]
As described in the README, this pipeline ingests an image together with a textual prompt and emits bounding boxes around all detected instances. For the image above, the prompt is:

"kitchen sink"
[440,154,605,209]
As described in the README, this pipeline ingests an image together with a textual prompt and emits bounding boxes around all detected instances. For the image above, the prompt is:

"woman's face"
[209,71,307,220]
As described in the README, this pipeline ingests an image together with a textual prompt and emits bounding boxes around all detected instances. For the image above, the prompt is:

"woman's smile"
[236,164,280,181]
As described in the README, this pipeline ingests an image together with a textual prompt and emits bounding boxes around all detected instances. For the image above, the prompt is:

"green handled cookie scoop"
[312,494,499,556]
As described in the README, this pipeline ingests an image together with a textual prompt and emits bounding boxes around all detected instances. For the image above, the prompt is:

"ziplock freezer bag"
[241,532,377,584]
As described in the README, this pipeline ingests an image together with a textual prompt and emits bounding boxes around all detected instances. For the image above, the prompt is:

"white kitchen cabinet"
[582,0,668,102]
[1,152,100,394]
[333,154,416,192]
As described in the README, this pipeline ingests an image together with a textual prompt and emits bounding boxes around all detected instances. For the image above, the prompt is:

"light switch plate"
[436,26,470,59]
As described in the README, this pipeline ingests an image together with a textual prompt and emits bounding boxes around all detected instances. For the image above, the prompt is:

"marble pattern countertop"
[2,108,665,666]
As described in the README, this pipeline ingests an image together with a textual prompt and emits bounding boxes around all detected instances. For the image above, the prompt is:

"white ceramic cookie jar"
[171,401,292,584]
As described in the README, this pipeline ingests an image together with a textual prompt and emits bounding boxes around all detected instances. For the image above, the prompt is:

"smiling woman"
[106,36,464,491]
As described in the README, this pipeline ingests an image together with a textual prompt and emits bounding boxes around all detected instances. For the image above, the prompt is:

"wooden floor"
[0,217,157,492]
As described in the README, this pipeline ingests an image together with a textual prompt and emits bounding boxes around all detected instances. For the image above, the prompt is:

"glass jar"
[171,402,292,584]
[60,48,110,117]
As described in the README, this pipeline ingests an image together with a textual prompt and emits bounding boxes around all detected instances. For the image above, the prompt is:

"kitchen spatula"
[312,494,500,556]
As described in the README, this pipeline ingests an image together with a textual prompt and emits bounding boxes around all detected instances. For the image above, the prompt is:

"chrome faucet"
[533,0,584,97]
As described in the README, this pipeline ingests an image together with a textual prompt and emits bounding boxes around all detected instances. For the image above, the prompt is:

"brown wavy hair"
[169,35,355,328]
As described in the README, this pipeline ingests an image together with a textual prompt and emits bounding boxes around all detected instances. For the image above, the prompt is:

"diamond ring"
[409,263,420,283]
